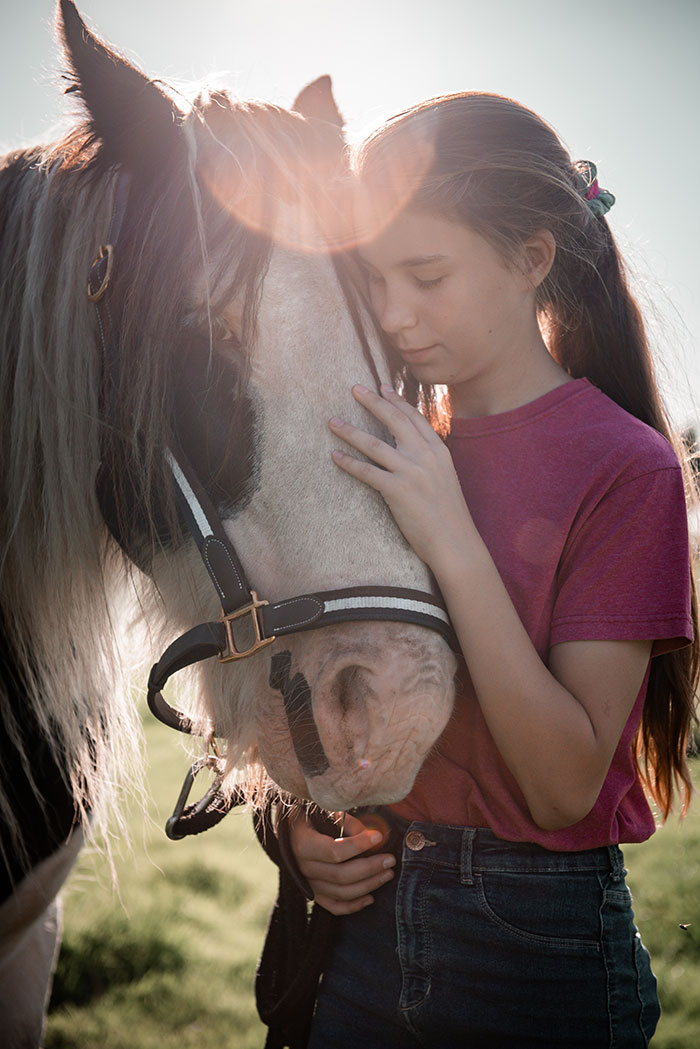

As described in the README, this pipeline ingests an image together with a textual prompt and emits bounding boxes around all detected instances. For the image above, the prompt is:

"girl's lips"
[399,344,438,362]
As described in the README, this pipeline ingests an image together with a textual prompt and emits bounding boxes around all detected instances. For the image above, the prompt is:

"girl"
[289,93,699,1048]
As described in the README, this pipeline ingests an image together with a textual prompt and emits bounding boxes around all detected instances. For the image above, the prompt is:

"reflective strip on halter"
[166,448,214,541]
[323,595,450,625]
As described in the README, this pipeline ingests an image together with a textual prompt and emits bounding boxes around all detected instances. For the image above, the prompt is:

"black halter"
[89,169,456,838]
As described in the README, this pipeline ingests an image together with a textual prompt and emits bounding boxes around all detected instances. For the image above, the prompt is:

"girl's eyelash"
[363,272,443,289]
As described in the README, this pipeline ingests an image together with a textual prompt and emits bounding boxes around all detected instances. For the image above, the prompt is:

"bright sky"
[2,0,698,428]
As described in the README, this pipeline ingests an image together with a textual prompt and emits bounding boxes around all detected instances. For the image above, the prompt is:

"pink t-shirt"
[392,378,694,849]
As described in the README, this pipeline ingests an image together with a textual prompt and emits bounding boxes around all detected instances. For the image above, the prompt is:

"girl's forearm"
[430,531,606,830]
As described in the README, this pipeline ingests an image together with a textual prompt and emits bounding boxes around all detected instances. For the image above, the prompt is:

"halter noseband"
[89,169,456,838]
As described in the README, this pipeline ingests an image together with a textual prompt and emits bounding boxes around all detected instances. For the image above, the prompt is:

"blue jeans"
[308,823,660,1048]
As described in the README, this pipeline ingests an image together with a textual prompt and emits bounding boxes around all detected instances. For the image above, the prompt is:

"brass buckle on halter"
[218,591,275,662]
[87,243,114,302]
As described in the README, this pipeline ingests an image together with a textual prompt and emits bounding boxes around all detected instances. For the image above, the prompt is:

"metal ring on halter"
[87,243,114,302]
[165,752,227,840]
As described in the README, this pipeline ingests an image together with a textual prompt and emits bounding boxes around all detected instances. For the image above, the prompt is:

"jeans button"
[406,830,427,851]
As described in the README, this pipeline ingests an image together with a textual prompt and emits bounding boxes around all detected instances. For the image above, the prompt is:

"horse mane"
[0,86,348,865]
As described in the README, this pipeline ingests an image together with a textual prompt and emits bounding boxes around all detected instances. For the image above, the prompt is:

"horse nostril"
[336,664,364,714]
[335,663,376,717]
[322,663,373,762]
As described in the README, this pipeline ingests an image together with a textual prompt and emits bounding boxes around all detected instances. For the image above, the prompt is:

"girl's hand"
[289,810,396,916]
[329,384,473,573]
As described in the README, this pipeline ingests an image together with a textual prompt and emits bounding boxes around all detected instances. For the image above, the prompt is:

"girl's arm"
[330,384,652,831]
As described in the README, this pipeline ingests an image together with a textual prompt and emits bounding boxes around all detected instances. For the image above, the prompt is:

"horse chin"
[257,746,420,811]
[303,774,417,814]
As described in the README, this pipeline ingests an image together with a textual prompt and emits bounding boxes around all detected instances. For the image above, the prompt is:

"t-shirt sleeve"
[550,465,694,654]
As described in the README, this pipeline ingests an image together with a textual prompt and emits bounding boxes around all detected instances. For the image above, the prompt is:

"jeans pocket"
[476,870,602,953]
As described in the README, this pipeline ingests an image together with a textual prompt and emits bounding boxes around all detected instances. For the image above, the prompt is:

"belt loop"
[607,845,625,882]
[460,828,476,885]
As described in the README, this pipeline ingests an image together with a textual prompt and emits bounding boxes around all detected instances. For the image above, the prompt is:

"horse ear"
[57,0,183,169]
[292,76,344,130]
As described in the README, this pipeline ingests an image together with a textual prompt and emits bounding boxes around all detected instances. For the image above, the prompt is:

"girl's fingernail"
[331,450,345,461]
[353,384,369,394]
[383,856,396,869]
[329,417,344,427]
[369,831,383,845]
[380,383,395,395]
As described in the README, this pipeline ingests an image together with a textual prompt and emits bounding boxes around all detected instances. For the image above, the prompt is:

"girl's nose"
[371,282,417,336]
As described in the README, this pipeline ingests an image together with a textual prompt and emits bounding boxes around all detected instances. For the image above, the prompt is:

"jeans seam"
[632,935,657,1047]
[599,876,615,1048]
[397,862,433,1017]
[600,882,659,1048]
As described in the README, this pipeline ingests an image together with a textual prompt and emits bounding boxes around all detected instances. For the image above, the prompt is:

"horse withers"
[0,2,457,1043]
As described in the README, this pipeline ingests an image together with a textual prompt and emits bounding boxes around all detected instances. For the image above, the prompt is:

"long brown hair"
[357,92,699,818]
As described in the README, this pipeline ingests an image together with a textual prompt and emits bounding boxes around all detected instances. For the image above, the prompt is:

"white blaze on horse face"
[221,239,457,809]
[230,243,431,595]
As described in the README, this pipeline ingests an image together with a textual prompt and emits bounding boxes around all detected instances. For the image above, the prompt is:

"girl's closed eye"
[414,275,444,289]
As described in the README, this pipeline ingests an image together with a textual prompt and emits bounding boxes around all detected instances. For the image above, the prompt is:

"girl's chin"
[406,361,449,384]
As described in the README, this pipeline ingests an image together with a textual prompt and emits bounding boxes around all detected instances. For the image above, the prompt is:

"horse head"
[12,2,458,816]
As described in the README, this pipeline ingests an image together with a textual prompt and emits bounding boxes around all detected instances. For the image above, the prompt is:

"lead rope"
[255,802,340,1049]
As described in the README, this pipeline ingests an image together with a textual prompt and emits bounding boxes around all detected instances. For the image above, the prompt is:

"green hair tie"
[574,160,615,217]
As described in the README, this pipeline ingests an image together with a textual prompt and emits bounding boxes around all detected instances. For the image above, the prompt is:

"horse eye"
[210,315,239,345]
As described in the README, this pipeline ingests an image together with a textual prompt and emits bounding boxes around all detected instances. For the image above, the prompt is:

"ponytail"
[547,218,699,819]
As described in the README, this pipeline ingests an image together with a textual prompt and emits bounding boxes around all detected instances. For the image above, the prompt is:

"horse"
[0,2,457,1043]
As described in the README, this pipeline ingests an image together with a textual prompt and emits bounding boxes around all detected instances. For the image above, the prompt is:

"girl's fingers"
[302,852,396,886]
[352,383,440,444]
[348,384,422,446]
[310,866,395,902]
[377,383,444,441]
[328,416,399,471]
[290,810,397,915]
[330,448,395,494]
[340,811,377,838]
[314,892,375,916]
[328,384,441,487]
[291,816,387,867]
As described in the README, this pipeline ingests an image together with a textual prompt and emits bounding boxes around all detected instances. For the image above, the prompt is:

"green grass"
[45,709,277,1049]
[46,712,700,1047]
[626,780,700,1049]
